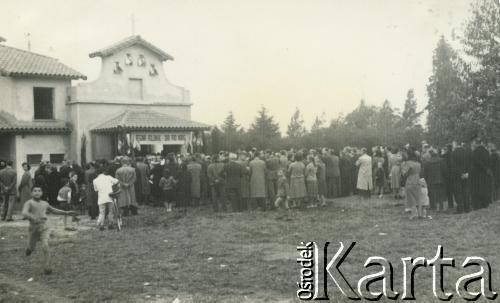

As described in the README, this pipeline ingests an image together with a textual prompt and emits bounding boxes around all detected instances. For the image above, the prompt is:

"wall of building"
[11,134,69,184]
[15,134,69,164]
[71,45,190,105]
[4,78,71,121]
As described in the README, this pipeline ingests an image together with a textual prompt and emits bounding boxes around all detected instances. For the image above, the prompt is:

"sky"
[1,0,474,132]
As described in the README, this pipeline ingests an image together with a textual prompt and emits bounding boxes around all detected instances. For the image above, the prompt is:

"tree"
[208,127,223,154]
[286,108,307,138]
[462,0,500,140]
[426,36,472,144]
[247,106,281,149]
[344,99,378,129]
[221,111,240,133]
[400,89,422,129]
[376,99,397,145]
[311,112,326,133]
[220,111,242,151]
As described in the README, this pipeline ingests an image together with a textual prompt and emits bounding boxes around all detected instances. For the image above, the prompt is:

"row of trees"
[206,0,499,153]
[207,89,424,153]
[427,0,499,145]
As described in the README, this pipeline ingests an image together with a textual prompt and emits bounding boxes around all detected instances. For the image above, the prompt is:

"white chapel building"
[0,35,210,176]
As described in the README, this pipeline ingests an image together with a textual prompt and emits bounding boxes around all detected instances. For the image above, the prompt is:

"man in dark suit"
[423,149,446,211]
[330,149,341,198]
[322,148,335,198]
[225,153,243,211]
[207,154,226,212]
[0,160,17,221]
[442,144,455,209]
[470,137,493,210]
[450,141,471,213]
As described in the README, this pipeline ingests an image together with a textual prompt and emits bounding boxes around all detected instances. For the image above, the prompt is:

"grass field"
[0,196,499,302]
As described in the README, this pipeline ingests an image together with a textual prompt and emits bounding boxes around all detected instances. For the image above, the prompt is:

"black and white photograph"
[0,0,499,302]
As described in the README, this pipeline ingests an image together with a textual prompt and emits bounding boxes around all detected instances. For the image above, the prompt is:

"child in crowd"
[274,170,289,210]
[374,161,386,199]
[57,178,77,231]
[419,178,432,219]
[22,186,76,275]
[159,170,177,212]
[390,159,402,199]
[305,156,319,207]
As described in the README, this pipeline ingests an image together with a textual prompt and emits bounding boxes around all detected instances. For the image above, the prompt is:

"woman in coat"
[187,157,202,206]
[422,149,446,211]
[288,152,307,207]
[18,162,33,204]
[249,152,267,210]
[401,148,422,219]
[136,157,151,204]
[355,148,373,199]
[115,157,138,216]
[305,156,319,205]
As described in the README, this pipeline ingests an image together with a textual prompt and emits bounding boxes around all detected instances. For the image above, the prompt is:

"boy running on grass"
[22,186,76,275]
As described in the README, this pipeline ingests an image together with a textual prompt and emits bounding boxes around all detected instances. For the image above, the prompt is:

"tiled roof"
[0,45,86,79]
[92,110,211,132]
[0,111,71,133]
[89,35,174,62]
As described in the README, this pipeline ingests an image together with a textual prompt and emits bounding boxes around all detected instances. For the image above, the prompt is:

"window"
[125,53,133,66]
[27,154,43,165]
[128,78,143,99]
[138,54,146,67]
[33,87,54,120]
[50,154,65,164]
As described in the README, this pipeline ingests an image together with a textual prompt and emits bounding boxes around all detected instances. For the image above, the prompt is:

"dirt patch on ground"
[1,199,500,302]
[232,243,297,261]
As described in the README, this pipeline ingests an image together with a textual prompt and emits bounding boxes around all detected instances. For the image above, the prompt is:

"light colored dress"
[390,165,401,189]
[355,154,373,191]
[401,160,421,209]
[288,161,306,199]
[305,162,318,198]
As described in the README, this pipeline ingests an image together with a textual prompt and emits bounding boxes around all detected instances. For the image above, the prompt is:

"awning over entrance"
[90,109,210,159]
[91,109,211,133]
[0,111,71,134]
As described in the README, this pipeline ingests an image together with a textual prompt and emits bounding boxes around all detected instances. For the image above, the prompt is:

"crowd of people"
[1,136,499,229]
[5,136,498,276]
